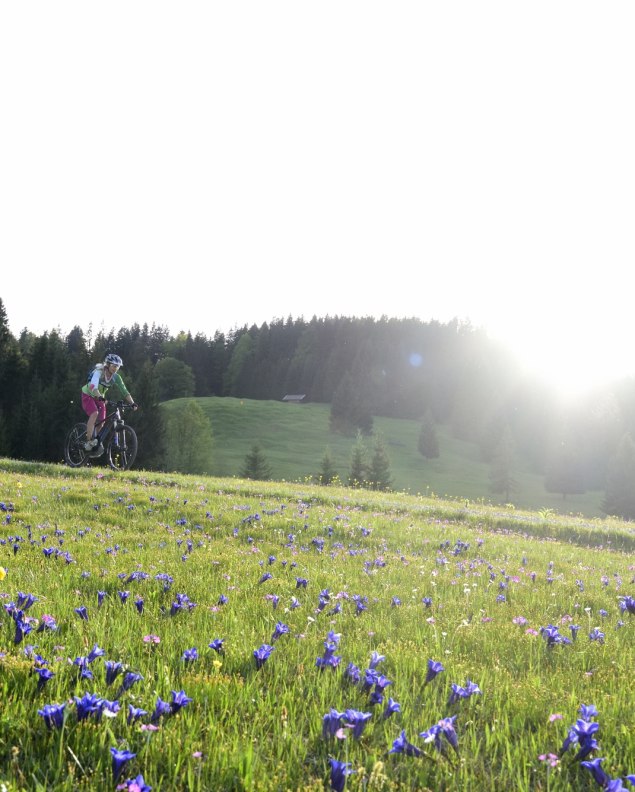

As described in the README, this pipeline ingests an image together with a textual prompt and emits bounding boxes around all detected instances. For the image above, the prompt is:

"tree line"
[2,297,635,517]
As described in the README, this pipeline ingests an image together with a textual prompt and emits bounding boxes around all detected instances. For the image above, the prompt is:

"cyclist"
[81,353,137,451]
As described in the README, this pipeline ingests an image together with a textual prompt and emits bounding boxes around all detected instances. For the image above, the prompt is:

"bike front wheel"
[64,422,89,467]
[106,425,138,471]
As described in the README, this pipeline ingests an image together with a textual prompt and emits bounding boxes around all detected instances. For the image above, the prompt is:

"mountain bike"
[64,400,139,471]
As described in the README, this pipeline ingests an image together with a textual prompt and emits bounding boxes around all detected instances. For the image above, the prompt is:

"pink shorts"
[82,392,106,422]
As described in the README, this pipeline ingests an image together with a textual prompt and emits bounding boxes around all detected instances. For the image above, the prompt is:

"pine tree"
[489,425,518,503]
[135,361,166,470]
[366,433,393,491]
[418,409,440,459]
[602,433,635,519]
[240,442,272,480]
[348,431,367,488]
[544,441,587,498]
[316,446,339,485]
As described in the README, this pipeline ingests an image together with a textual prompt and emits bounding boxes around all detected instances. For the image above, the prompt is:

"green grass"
[0,459,633,791]
[161,397,607,518]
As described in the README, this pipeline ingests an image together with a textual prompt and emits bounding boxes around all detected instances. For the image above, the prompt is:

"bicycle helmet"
[104,353,123,367]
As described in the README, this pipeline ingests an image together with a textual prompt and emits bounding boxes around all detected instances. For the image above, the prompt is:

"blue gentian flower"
[425,659,444,684]
[322,709,344,738]
[343,709,372,739]
[389,729,423,757]
[271,622,290,642]
[150,696,172,723]
[97,699,120,721]
[97,591,106,607]
[368,651,385,669]
[182,648,198,663]
[74,692,103,721]
[110,747,136,781]
[170,689,192,713]
[382,698,401,719]
[118,774,152,792]
[37,614,58,632]
[17,592,38,610]
[329,757,353,792]
[87,644,105,663]
[437,716,459,752]
[38,702,66,729]
[208,638,225,654]
[343,662,360,685]
[105,661,123,686]
[34,667,55,689]
[253,644,274,669]
[580,757,611,787]
[127,704,148,724]
[118,672,143,693]
[74,606,88,621]
[73,657,93,680]
[14,618,32,644]
[135,598,144,614]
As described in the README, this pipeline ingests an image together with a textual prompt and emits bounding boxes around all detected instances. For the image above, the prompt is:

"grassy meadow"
[0,459,634,791]
[161,397,607,518]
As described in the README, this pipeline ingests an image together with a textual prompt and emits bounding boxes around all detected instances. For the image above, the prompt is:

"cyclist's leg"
[82,393,105,445]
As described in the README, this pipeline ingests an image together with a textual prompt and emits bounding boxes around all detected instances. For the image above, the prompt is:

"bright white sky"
[1,2,634,396]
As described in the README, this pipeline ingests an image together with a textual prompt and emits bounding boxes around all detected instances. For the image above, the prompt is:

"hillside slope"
[160,396,606,518]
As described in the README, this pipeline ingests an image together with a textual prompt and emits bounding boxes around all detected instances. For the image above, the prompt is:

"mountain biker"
[81,353,137,451]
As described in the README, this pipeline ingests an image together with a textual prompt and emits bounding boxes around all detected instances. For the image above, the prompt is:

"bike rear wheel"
[64,422,89,467]
[106,425,138,471]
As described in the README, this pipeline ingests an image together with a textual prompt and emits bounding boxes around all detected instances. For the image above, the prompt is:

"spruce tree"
[489,425,518,502]
[418,409,440,459]
[366,433,393,491]
[348,431,367,488]
[316,446,338,485]
[240,442,272,480]
[602,433,635,519]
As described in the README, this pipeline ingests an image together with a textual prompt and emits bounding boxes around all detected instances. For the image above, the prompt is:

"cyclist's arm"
[87,370,102,394]
[114,374,137,408]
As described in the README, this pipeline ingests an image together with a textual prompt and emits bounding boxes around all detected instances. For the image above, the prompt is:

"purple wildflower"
[322,709,344,738]
[170,690,192,714]
[382,697,401,719]
[34,666,55,690]
[253,644,274,669]
[343,708,372,739]
[329,757,353,792]
[111,748,136,782]
[150,696,172,723]
[580,757,611,787]
[117,774,152,792]
[389,729,423,757]
[105,661,123,686]
[271,622,290,642]
[74,606,88,621]
[38,702,65,729]
[127,704,148,724]
[208,638,225,654]
[425,659,444,684]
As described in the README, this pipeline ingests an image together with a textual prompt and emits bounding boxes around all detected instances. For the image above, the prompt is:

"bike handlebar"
[103,399,139,410]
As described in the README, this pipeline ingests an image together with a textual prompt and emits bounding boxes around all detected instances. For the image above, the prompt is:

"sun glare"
[491,322,632,401]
